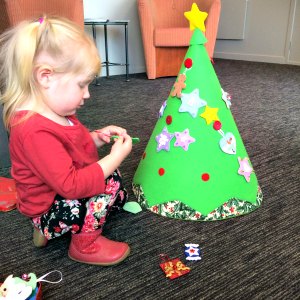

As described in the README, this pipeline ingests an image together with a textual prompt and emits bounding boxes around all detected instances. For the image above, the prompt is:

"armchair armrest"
[138,0,157,79]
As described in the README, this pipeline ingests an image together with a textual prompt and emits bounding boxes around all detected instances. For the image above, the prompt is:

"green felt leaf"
[123,202,142,214]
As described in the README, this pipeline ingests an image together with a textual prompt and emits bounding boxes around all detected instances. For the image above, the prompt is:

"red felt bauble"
[184,58,193,69]
[166,115,172,125]
[213,121,222,130]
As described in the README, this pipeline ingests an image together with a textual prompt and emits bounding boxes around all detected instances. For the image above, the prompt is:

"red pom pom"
[166,115,172,125]
[184,58,193,69]
[201,173,210,181]
[213,121,222,130]
[158,168,165,176]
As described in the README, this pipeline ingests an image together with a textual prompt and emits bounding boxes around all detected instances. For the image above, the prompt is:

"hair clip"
[38,17,44,24]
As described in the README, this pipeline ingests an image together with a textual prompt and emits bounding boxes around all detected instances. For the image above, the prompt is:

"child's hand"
[92,126,127,147]
[97,133,132,178]
[110,133,133,160]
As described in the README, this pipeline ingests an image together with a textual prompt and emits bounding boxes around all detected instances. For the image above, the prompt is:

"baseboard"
[214,51,288,64]
[99,65,146,77]
[286,59,300,66]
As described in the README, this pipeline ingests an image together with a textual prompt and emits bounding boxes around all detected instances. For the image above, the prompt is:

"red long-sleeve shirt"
[9,111,105,217]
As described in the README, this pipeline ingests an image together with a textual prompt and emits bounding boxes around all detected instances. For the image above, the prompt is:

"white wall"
[83,0,299,77]
[289,0,300,64]
[215,0,299,65]
[83,0,146,76]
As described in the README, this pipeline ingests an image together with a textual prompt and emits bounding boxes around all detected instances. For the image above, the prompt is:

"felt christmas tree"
[132,3,263,221]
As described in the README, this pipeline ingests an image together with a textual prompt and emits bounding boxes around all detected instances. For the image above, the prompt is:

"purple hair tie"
[38,17,44,24]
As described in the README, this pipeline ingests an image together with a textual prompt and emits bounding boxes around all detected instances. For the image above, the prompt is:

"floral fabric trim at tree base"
[132,184,263,221]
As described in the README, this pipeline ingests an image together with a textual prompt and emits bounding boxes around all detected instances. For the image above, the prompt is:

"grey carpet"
[0,59,299,299]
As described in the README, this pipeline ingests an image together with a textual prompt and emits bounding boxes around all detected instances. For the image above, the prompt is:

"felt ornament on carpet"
[132,3,263,221]
[159,254,190,280]
[0,177,18,212]
[184,244,202,261]
[0,271,62,300]
[123,201,142,214]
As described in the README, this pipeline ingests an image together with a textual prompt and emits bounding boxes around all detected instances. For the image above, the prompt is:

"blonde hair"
[0,16,101,129]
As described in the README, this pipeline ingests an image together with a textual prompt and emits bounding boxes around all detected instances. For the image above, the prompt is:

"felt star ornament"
[158,100,167,118]
[184,3,208,32]
[180,89,207,118]
[155,127,174,152]
[237,157,253,182]
[221,88,232,109]
[200,105,220,125]
[174,129,195,151]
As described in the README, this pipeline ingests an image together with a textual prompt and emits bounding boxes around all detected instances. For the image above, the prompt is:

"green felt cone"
[132,29,262,221]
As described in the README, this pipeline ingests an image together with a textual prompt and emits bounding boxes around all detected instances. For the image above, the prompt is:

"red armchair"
[137,0,221,79]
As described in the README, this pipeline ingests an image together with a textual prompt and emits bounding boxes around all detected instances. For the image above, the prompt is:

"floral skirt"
[32,170,127,240]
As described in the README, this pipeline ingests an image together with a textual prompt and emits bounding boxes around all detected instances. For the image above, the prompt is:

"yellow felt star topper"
[184,3,208,32]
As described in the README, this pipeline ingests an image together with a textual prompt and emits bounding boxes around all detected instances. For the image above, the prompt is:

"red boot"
[68,229,130,266]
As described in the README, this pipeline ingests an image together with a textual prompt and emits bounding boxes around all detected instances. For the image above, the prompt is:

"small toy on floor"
[184,243,202,261]
[122,201,142,214]
[0,271,62,300]
[0,177,18,212]
[159,254,190,279]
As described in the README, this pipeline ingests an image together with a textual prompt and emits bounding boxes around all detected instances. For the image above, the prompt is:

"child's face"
[44,72,92,117]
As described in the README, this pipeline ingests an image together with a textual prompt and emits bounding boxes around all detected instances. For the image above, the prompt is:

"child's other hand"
[94,125,127,145]
[97,133,132,178]
[110,133,132,160]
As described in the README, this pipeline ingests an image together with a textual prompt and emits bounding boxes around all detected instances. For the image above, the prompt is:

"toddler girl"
[0,16,132,266]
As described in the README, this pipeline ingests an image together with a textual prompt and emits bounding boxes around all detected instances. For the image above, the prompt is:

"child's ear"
[35,65,54,88]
